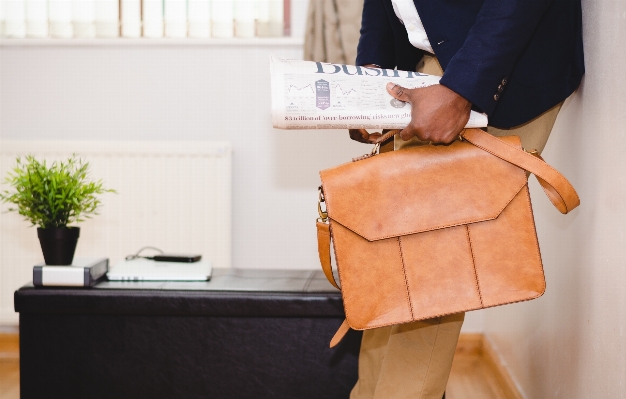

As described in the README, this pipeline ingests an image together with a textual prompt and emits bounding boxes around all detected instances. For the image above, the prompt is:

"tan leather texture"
[318,128,579,337]
[330,319,351,348]
[321,136,527,241]
[461,129,580,213]
[317,221,339,289]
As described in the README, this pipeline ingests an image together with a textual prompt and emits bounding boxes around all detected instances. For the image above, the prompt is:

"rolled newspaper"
[270,56,488,130]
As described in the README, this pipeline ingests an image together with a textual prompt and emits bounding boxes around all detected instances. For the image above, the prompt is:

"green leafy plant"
[0,155,115,229]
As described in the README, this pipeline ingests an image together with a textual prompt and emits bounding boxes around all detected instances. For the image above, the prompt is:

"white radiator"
[0,140,232,325]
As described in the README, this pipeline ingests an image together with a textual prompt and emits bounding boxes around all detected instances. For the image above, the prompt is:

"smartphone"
[153,254,202,263]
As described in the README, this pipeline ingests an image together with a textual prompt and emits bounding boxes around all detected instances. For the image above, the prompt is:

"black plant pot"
[37,227,80,265]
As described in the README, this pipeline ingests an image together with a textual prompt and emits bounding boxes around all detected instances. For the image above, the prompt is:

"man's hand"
[348,129,383,144]
[386,82,472,144]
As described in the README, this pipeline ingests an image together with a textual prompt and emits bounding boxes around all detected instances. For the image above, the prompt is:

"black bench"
[14,268,361,399]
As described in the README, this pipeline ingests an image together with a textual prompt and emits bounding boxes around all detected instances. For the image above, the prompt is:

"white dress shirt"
[390,0,434,54]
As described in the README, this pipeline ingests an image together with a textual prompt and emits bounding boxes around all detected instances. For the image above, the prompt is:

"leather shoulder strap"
[317,221,348,347]
[317,221,340,289]
[330,319,350,348]
[461,129,580,214]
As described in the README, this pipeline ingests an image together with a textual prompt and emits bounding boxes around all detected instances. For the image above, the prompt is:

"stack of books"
[33,257,109,287]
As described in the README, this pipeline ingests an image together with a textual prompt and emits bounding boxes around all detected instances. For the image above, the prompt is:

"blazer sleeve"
[355,0,397,69]
[438,0,552,116]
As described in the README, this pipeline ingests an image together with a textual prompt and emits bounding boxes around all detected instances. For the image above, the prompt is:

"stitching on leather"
[397,237,415,319]
[418,318,441,399]
[330,184,527,241]
[465,225,484,307]
[521,186,547,293]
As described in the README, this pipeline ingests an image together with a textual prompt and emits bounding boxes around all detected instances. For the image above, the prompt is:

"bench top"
[15,268,345,318]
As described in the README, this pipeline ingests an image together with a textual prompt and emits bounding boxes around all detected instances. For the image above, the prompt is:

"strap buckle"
[371,142,381,156]
[317,186,328,222]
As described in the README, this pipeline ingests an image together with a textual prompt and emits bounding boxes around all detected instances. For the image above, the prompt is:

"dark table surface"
[15,268,358,399]
[14,268,344,317]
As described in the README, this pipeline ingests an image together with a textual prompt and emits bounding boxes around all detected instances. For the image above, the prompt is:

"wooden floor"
[447,353,509,399]
[0,361,19,399]
[0,334,512,399]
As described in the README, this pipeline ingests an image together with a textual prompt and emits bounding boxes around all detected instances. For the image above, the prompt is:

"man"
[348,1,584,398]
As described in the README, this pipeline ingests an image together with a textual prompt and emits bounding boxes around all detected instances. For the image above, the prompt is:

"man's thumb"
[386,82,411,103]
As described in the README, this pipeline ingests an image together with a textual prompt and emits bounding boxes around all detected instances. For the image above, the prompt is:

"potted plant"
[0,155,114,265]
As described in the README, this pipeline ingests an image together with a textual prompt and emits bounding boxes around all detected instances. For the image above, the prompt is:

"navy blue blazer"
[356,0,585,128]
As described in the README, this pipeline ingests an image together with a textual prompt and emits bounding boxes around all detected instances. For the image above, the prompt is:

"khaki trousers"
[350,55,563,399]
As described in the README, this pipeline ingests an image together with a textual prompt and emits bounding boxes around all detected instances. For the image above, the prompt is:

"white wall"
[0,42,352,267]
[0,42,485,331]
[483,0,626,397]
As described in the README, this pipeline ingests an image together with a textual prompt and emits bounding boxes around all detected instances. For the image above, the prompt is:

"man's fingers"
[349,129,382,144]
[349,129,370,143]
[367,132,383,143]
[399,127,414,141]
[386,82,412,103]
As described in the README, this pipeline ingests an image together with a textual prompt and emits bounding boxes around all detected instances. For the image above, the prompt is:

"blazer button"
[494,93,500,101]
[502,77,508,85]
[497,85,504,92]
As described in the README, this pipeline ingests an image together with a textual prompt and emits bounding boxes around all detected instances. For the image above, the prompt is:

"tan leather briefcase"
[316,128,579,347]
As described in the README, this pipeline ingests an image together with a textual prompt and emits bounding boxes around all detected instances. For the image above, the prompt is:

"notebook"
[107,258,212,281]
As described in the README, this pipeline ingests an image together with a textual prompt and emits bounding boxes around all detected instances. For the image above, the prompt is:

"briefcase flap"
[319,136,527,241]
